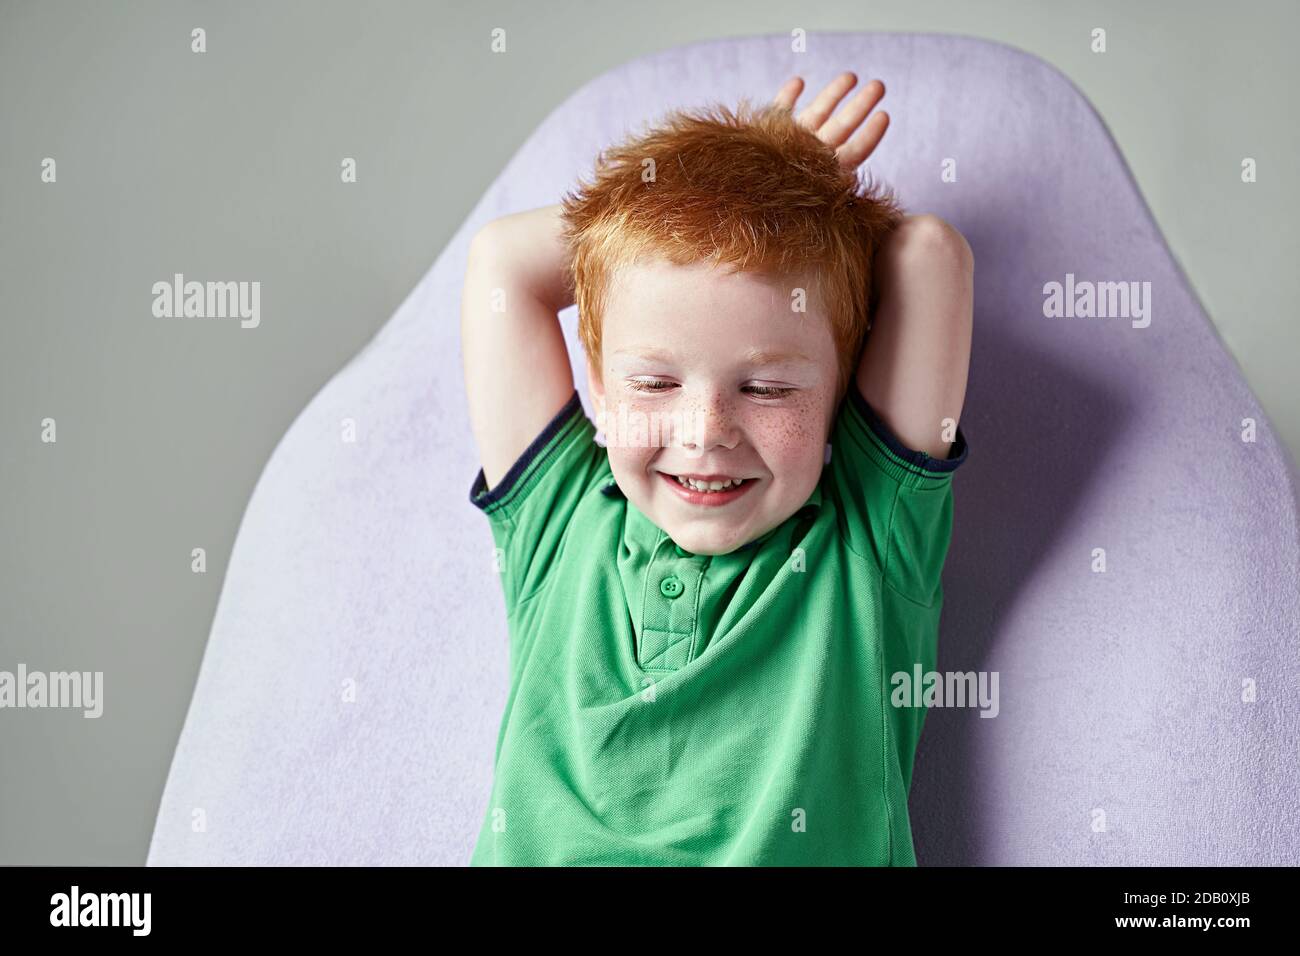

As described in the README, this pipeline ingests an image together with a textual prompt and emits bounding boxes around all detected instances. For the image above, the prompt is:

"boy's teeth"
[674,475,745,492]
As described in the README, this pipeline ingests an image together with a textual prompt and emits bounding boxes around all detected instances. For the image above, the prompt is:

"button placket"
[637,541,705,671]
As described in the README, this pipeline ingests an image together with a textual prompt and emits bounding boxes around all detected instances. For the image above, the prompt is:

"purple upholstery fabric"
[147,33,1300,866]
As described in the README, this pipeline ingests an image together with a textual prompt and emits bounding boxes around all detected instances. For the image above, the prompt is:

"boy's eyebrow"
[742,347,815,366]
[612,346,815,366]
[613,346,676,361]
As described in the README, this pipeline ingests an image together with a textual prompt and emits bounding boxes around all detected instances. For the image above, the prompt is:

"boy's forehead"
[604,257,822,332]
[601,258,834,371]
[612,342,820,370]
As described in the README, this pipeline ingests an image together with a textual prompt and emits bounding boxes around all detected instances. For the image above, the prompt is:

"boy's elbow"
[467,218,506,265]
[897,213,974,274]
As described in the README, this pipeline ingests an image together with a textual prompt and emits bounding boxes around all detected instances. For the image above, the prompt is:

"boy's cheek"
[609,446,659,480]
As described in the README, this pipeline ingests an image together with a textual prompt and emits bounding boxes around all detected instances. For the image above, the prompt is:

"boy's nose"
[681,395,741,454]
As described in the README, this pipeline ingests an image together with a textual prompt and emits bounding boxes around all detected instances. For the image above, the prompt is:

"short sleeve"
[468,391,610,612]
[824,382,969,608]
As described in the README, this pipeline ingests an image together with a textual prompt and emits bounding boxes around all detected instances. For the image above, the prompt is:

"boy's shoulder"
[469,391,610,520]
[469,391,613,611]
[822,384,969,605]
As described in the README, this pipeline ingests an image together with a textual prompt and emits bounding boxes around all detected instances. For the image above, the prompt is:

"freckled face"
[588,257,840,556]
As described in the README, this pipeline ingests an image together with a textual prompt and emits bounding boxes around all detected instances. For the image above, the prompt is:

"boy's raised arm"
[460,204,577,491]
[856,212,973,460]
[773,73,973,462]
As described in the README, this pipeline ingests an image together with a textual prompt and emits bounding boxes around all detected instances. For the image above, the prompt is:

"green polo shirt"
[467,382,968,865]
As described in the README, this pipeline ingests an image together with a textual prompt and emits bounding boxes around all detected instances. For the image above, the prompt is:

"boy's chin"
[656,515,758,557]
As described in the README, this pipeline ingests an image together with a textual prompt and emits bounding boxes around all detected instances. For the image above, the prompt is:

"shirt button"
[659,576,684,599]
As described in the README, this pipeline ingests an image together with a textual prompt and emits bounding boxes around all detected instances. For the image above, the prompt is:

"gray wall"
[1,0,1296,864]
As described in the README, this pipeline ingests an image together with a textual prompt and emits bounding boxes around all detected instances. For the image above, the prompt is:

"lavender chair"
[147,33,1300,866]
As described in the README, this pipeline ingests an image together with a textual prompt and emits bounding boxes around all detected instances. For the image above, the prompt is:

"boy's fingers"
[772,76,804,111]
[795,70,857,132]
[817,79,885,148]
[837,110,889,169]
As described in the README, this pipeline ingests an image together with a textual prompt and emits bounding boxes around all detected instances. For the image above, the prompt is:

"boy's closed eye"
[623,378,798,399]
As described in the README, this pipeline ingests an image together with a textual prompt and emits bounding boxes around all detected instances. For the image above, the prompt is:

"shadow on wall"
[907,316,1132,865]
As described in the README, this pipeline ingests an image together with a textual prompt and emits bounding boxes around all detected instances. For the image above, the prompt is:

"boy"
[460,72,973,865]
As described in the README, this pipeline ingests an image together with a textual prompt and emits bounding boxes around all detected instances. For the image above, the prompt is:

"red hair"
[559,97,904,400]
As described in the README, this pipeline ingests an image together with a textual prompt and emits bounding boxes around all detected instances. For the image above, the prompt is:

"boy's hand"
[772,71,889,172]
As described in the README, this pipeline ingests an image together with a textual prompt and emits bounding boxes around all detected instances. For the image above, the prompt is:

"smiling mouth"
[657,471,758,505]
[668,474,752,493]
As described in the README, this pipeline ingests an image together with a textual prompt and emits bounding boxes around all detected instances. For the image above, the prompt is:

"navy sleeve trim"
[847,380,969,473]
[468,390,584,512]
